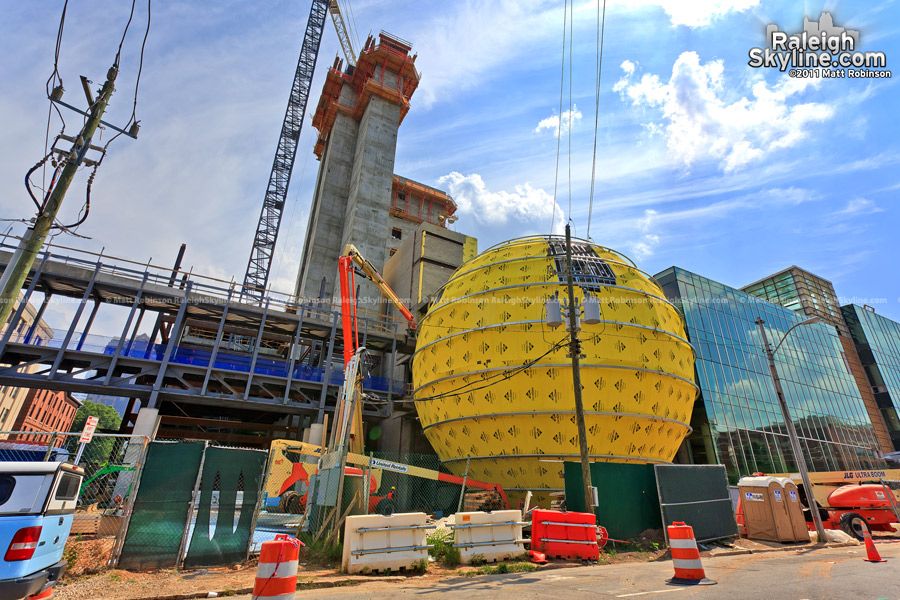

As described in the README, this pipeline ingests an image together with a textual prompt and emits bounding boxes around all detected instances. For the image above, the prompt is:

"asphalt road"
[234,541,900,600]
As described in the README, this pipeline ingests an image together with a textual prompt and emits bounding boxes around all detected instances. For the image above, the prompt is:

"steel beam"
[283,305,306,404]
[0,252,50,357]
[48,262,101,379]
[316,311,339,423]
[105,272,149,385]
[243,298,270,400]
[147,282,193,408]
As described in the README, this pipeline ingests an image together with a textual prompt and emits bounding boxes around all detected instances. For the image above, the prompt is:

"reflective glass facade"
[842,304,900,450]
[742,266,850,337]
[656,267,882,483]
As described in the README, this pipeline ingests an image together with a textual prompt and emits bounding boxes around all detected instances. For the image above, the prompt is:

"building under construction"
[0,31,475,455]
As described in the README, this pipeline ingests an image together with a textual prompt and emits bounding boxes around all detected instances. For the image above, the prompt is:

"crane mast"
[328,0,357,67]
[242,0,330,300]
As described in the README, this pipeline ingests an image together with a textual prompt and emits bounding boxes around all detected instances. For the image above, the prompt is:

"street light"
[755,315,827,542]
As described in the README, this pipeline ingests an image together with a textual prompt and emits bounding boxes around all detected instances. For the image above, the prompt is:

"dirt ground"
[63,537,117,577]
[55,550,662,600]
[56,530,893,600]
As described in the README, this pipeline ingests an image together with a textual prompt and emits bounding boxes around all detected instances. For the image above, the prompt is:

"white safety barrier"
[342,512,435,574]
[451,509,528,564]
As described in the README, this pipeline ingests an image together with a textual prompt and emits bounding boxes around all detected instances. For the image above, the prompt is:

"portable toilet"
[737,475,795,542]
[776,477,810,542]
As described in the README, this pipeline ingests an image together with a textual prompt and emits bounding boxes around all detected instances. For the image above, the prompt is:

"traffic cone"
[666,522,716,585]
[862,529,887,563]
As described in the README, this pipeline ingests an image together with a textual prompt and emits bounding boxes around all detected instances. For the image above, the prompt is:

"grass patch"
[297,532,343,567]
[410,558,429,574]
[426,529,460,566]
[471,560,539,575]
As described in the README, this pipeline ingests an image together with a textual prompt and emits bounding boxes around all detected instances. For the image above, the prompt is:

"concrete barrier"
[342,512,435,574]
[452,509,528,564]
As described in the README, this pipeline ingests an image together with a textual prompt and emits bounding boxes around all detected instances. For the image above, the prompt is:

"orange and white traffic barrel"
[252,534,303,600]
[666,522,716,586]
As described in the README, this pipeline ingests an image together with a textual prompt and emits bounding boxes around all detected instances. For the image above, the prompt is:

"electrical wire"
[413,336,570,402]
[129,0,151,127]
[114,0,138,69]
[43,0,69,192]
[586,0,608,241]
[105,0,151,151]
[549,0,568,236]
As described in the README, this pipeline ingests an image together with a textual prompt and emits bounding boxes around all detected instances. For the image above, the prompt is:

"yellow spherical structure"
[412,236,698,499]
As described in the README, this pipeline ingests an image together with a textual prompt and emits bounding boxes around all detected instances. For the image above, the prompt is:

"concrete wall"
[340,95,402,307]
[295,89,359,300]
[384,222,476,315]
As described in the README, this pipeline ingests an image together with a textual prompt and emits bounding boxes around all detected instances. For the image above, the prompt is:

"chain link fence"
[258,441,509,546]
[0,430,149,573]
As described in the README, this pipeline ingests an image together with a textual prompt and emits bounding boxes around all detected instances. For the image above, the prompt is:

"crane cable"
[567,0,574,223]
[586,0,608,240]
[549,0,569,236]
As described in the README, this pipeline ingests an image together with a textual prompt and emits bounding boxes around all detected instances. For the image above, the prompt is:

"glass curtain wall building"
[742,266,850,337]
[842,304,900,450]
[656,267,882,483]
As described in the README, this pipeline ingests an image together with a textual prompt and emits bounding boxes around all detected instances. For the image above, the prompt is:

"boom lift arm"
[333,244,415,453]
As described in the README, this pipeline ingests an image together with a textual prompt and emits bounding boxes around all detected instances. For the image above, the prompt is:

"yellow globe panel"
[412,236,699,500]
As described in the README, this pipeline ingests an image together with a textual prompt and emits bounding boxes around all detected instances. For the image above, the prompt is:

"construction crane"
[241,0,357,300]
[328,0,357,68]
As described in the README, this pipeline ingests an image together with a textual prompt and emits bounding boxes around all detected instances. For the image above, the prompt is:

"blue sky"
[0,0,897,333]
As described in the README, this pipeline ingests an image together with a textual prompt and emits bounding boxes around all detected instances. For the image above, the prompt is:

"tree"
[71,400,121,433]
[70,401,122,462]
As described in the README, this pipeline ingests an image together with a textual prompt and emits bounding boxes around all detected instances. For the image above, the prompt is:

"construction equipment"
[242,0,359,299]
[328,0,356,67]
[332,244,416,454]
[338,244,415,365]
[803,483,900,540]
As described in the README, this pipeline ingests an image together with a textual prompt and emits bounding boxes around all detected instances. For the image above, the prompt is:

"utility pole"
[0,67,117,326]
[564,223,594,514]
[756,317,827,542]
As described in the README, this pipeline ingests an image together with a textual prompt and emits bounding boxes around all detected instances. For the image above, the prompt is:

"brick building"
[1,293,55,435]
[12,389,81,437]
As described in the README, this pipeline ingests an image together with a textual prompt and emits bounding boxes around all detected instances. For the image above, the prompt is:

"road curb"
[144,577,375,600]
[709,541,858,558]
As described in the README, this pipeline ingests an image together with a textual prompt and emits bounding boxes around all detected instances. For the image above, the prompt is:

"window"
[391,227,402,240]
[0,408,9,424]
[389,247,398,257]
[0,475,15,506]
[54,473,81,501]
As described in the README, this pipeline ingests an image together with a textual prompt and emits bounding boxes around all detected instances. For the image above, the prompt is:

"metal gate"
[182,446,266,568]
[116,441,205,570]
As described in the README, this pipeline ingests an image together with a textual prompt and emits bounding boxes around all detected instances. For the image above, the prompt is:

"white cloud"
[831,197,883,218]
[614,52,835,173]
[534,104,583,137]
[630,208,661,259]
[437,172,564,239]
[648,0,759,27]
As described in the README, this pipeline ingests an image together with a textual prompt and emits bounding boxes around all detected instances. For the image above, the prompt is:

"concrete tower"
[296,32,444,304]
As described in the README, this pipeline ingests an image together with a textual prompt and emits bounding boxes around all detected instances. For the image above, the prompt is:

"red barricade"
[531,509,599,560]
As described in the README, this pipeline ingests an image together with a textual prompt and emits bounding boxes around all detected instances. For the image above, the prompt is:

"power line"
[587,0,608,240]
[114,0,138,69]
[411,337,570,402]
[43,0,69,193]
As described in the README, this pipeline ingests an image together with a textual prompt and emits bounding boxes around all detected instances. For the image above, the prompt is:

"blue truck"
[0,462,83,600]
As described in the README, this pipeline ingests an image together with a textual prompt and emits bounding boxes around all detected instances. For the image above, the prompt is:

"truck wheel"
[839,512,869,541]
[375,497,396,516]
